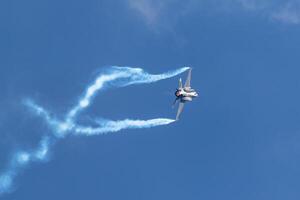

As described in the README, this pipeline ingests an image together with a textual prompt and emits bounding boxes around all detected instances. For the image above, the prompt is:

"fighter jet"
[173,68,198,120]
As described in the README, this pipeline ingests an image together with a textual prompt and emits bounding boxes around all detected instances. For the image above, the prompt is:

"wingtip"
[182,66,191,71]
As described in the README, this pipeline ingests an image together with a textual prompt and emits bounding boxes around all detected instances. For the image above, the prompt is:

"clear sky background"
[1,0,300,199]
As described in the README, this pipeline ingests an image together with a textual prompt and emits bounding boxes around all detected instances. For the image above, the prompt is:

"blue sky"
[1,0,300,199]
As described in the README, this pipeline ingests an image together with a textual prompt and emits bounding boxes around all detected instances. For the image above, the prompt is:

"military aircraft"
[173,68,198,120]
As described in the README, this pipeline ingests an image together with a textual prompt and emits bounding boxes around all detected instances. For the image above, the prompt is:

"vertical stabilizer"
[179,78,182,89]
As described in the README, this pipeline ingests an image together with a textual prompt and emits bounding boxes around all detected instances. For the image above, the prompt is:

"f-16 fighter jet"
[173,68,198,120]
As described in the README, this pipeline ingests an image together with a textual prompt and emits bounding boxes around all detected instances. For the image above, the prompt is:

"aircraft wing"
[176,102,185,120]
[184,68,192,88]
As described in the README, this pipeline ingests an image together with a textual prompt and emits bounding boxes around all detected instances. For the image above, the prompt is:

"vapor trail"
[24,99,74,137]
[67,66,190,120]
[0,136,51,195]
[0,66,188,195]
[74,118,175,135]
[25,100,176,137]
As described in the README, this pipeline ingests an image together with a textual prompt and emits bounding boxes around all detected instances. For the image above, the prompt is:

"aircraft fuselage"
[175,88,198,102]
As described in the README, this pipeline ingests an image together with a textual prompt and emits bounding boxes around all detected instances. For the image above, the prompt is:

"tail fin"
[179,78,182,89]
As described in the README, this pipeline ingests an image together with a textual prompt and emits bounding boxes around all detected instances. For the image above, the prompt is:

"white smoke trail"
[0,136,51,195]
[74,118,175,135]
[67,66,190,120]
[0,66,188,195]
[24,99,175,136]
[23,99,74,137]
